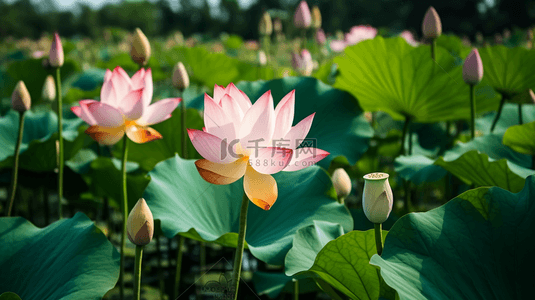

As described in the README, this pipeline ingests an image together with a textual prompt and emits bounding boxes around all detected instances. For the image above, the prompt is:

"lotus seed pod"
[258,50,267,66]
[172,62,190,90]
[259,12,273,36]
[42,75,56,102]
[463,48,484,85]
[362,173,394,224]
[49,32,64,67]
[11,81,31,112]
[311,6,322,29]
[422,7,442,39]
[127,198,154,246]
[294,1,312,29]
[130,28,151,66]
[332,168,351,200]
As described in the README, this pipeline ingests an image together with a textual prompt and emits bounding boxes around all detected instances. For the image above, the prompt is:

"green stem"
[7,111,24,217]
[431,38,436,61]
[156,234,164,300]
[374,223,383,255]
[400,116,411,156]
[180,91,187,158]
[408,125,413,156]
[490,96,506,133]
[232,192,249,300]
[294,279,299,300]
[133,245,144,300]
[200,242,206,274]
[56,67,64,220]
[518,103,523,125]
[470,84,476,140]
[314,279,344,300]
[119,136,129,300]
[174,235,185,299]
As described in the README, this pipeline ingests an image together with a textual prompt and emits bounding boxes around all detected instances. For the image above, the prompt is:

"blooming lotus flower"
[330,25,377,52]
[463,49,484,85]
[291,50,314,76]
[188,83,329,210]
[294,1,312,29]
[400,30,419,46]
[71,66,180,145]
[362,172,393,224]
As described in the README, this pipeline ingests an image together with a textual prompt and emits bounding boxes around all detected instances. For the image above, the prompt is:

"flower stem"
[400,116,411,156]
[156,234,164,300]
[518,103,523,125]
[470,84,476,140]
[56,67,64,219]
[7,111,25,217]
[133,245,144,300]
[119,135,129,300]
[294,279,299,300]
[232,192,249,300]
[174,235,185,299]
[431,38,436,61]
[374,223,383,256]
[490,96,506,133]
[179,90,187,158]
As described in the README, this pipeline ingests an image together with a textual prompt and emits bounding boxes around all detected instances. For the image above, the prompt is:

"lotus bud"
[274,18,283,33]
[294,1,312,29]
[127,198,154,246]
[11,81,31,112]
[494,33,503,45]
[259,12,273,36]
[172,62,189,91]
[362,173,394,224]
[332,168,351,201]
[422,7,442,39]
[463,49,483,85]
[130,28,151,66]
[503,28,511,40]
[42,75,56,102]
[49,32,64,68]
[311,6,322,29]
[258,50,267,66]
[315,28,326,46]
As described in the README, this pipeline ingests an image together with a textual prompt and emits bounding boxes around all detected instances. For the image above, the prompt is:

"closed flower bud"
[258,50,267,66]
[12,81,31,112]
[42,75,56,102]
[463,48,483,85]
[130,28,151,66]
[362,173,393,224]
[311,6,321,29]
[259,12,273,36]
[49,32,64,68]
[273,18,283,33]
[127,198,154,246]
[332,168,351,201]
[294,1,312,29]
[315,28,326,45]
[172,62,190,90]
[422,7,442,39]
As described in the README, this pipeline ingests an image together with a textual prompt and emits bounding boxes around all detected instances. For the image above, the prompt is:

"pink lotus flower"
[330,25,377,52]
[291,50,314,76]
[294,1,312,29]
[71,66,181,145]
[315,28,326,45]
[400,30,419,46]
[188,83,329,210]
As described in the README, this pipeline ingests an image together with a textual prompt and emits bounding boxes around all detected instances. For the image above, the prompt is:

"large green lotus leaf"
[435,35,471,60]
[113,107,204,171]
[0,109,86,172]
[503,121,535,155]
[143,155,353,265]
[333,37,500,122]
[252,272,319,298]
[68,68,106,92]
[370,177,535,300]
[478,45,535,98]
[0,212,119,299]
[188,77,373,167]
[395,155,447,184]
[0,292,21,300]
[285,224,394,300]
[476,103,535,134]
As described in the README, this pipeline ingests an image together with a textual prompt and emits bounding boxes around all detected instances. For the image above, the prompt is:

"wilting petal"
[119,88,144,120]
[219,94,244,132]
[100,70,116,106]
[204,94,236,141]
[141,68,153,108]
[71,100,98,125]
[330,40,346,52]
[130,68,145,89]
[111,66,132,102]
[239,90,274,147]
[187,129,236,163]
[273,90,295,140]
[126,125,162,143]
[225,83,252,114]
[243,166,278,210]
[137,98,180,126]
[195,158,248,185]
[86,101,124,127]
[249,147,293,174]
[85,125,125,145]
[283,113,315,150]
[213,84,226,103]
[283,148,329,171]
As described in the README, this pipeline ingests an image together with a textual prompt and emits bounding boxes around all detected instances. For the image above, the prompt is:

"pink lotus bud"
[422,7,442,39]
[12,81,31,112]
[172,62,190,90]
[315,28,326,45]
[294,1,312,29]
[127,198,154,246]
[49,32,64,67]
[131,28,151,66]
[463,49,483,85]
[292,50,313,76]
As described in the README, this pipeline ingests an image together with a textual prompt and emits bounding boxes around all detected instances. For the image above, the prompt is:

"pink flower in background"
[291,50,314,76]
[400,30,419,46]
[32,50,45,59]
[294,1,312,28]
[330,25,377,52]
[71,66,180,145]
[188,83,329,210]
[315,28,326,45]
